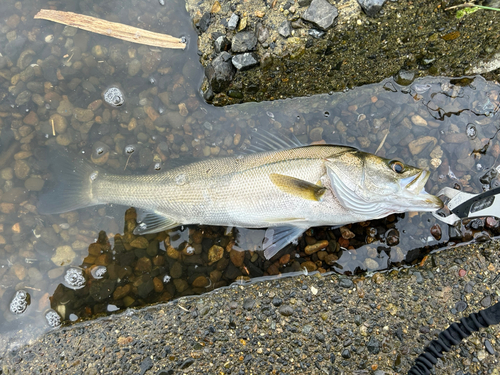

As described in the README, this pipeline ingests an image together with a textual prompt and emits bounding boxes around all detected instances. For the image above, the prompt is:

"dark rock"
[357,0,387,17]
[205,52,236,93]
[214,36,231,53]
[367,336,380,354]
[196,13,211,33]
[272,297,282,307]
[298,0,313,6]
[341,349,351,358]
[339,278,353,288]
[455,301,467,312]
[232,53,259,71]
[232,32,257,53]
[278,305,294,316]
[279,21,291,38]
[302,0,338,31]
[430,224,442,241]
[139,357,154,375]
[481,295,492,307]
[485,339,495,355]
[243,298,255,311]
[228,13,239,30]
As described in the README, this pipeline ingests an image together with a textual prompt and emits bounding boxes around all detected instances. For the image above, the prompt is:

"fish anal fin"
[270,173,325,201]
[134,210,179,235]
[262,226,306,259]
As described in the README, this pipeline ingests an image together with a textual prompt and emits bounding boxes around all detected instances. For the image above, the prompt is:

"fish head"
[325,150,443,217]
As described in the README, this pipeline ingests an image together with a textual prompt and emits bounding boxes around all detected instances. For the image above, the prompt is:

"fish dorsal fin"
[242,130,303,154]
[270,173,326,201]
[134,210,179,235]
[326,167,388,218]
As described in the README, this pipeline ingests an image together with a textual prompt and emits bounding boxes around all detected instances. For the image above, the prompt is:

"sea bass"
[37,134,443,259]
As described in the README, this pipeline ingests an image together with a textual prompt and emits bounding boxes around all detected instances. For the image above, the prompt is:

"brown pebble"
[153,255,165,266]
[372,273,385,284]
[230,249,245,267]
[338,237,350,248]
[166,245,181,260]
[12,264,27,280]
[279,254,290,265]
[208,245,224,265]
[304,240,329,255]
[266,262,280,275]
[153,277,164,293]
[95,254,111,266]
[23,111,39,126]
[430,224,442,241]
[130,236,149,248]
[340,226,355,240]
[192,275,209,288]
[301,261,317,272]
[324,253,338,265]
[135,257,152,273]
[113,284,131,300]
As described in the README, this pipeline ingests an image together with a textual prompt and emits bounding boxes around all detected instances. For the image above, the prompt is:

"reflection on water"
[0,0,500,355]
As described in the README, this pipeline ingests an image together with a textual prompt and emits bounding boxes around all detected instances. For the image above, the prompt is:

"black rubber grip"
[451,186,500,219]
[408,300,500,375]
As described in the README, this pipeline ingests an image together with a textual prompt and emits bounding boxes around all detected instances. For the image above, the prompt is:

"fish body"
[38,136,442,258]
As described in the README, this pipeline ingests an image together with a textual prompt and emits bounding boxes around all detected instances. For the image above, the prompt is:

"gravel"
[2,240,499,373]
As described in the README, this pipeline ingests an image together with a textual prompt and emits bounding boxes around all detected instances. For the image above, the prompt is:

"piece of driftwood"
[34,9,186,50]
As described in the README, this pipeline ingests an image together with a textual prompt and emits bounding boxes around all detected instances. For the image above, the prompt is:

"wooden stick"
[34,9,186,50]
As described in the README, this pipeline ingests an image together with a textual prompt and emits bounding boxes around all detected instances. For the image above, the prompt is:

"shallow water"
[0,0,500,354]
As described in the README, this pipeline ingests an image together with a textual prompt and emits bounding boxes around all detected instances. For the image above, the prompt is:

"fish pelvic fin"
[262,226,306,260]
[269,173,326,201]
[37,150,100,214]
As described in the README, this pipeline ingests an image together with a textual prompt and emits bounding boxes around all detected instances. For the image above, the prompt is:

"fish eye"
[390,160,405,174]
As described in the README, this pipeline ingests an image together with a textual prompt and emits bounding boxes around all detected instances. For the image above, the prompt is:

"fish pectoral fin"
[261,226,306,260]
[134,210,179,235]
[326,167,386,217]
[269,173,326,201]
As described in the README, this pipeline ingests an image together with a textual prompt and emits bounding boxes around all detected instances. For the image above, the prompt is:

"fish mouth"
[400,170,444,210]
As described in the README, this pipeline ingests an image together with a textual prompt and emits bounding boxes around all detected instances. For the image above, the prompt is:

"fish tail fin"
[37,150,101,214]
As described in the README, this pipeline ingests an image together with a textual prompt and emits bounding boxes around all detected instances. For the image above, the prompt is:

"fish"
[37,132,443,259]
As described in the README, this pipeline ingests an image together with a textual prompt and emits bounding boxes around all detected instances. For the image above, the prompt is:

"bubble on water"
[45,309,62,327]
[466,123,477,139]
[154,162,162,171]
[10,290,30,315]
[412,84,431,94]
[149,76,156,85]
[163,275,171,283]
[324,111,330,117]
[175,174,187,185]
[64,267,86,290]
[124,145,136,154]
[91,266,107,279]
[103,86,125,107]
[266,111,274,118]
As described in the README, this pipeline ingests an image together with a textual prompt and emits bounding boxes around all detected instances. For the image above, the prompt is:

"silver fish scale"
[93,145,361,228]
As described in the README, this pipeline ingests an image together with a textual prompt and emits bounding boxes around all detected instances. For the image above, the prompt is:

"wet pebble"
[278,305,294,316]
[455,301,467,312]
[430,224,442,241]
[51,245,76,266]
[485,339,495,355]
[481,295,491,307]
[339,278,353,288]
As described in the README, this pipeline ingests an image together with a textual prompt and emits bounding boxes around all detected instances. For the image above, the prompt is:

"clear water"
[1,0,500,354]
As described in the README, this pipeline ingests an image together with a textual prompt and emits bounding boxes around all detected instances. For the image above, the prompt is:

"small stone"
[309,127,323,142]
[339,278,353,288]
[278,21,291,38]
[232,53,259,71]
[50,114,67,134]
[130,237,149,248]
[51,245,76,266]
[192,275,209,288]
[408,136,437,155]
[304,240,328,255]
[302,0,338,31]
[205,52,236,93]
[214,36,230,53]
[394,69,415,86]
[340,226,355,239]
[14,160,30,180]
[208,245,224,265]
[366,336,380,354]
[411,115,427,127]
[23,111,38,126]
[196,13,211,33]
[230,249,245,267]
[278,305,294,316]
[243,298,255,311]
[228,13,239,30]
[173,278,189,293]
[485,339,495,355]
[135,257,152,273]
[301,261,317,272]
[128,59,141,76]
[73,108,94,122]
[357,0,388,17]
[57,99,74,117]
[232,32,257,53]
[364,258,379,270]
[24,177,44,191]
[430,224,442,240]
[481,295,491,307]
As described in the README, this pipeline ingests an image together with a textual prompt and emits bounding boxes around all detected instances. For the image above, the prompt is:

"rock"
[304,240,329,255]
[256,23,269,44]
[408,136,437,155]
[411,115,427,127]
[135,257,152,273]
[131,237,149,249]
[173,278,189,293]
[51,245,76,266]
[366,336,381,354]
[208,245,224,265]
[364,258,379,270]
[243,298,255,311]
[214,36,230,53]
[301,261,317,272]
[73,108,94,122]
[232,53,259,71]
[278,305,294,316]
[309,127,323,142]
[394,69,415,86]
[205,52,236,93]
[230,250,245,267]
[302,0,338,31]
[430,224,442,241]
[196,13,211,33]
[57,99,74,117]
[128,59,141,76]
[298,0,312,6]
[14,160,30,180]
[17,49,35,70]
[192,276,209,288]
[357,0,387,17]
[279,21,291,38]
[232,32,257,53]
[228,13,239,30]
